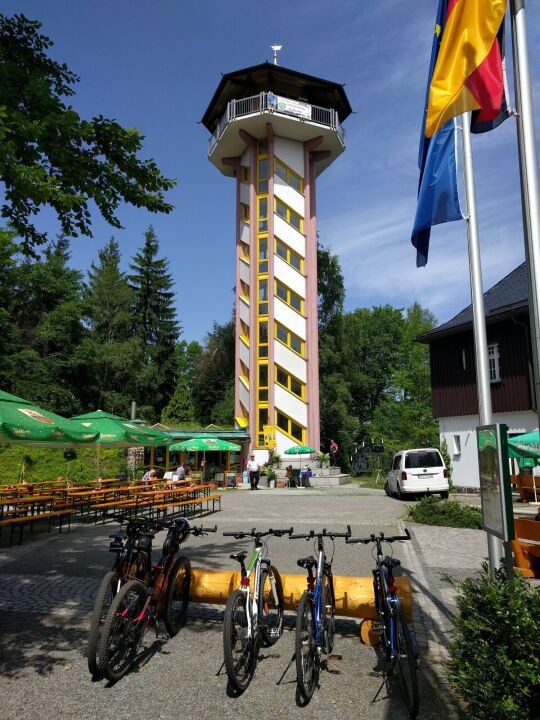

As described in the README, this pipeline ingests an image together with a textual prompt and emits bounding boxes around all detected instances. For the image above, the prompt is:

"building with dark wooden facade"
[418,262,537,489]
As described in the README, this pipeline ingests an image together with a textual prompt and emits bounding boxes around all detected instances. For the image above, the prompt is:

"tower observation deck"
[202,62,351,459]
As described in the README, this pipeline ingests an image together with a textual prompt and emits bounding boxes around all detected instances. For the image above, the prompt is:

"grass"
[353,473,386,490]
[408,495,483,529]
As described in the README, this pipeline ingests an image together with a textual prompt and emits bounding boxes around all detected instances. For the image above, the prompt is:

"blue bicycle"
[346,528,419,719]
[289,527,350,702]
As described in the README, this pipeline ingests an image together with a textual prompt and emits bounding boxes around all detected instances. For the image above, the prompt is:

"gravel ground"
[0,487,453,720]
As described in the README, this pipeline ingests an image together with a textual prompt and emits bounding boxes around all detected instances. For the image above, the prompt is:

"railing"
[208,92,345,153]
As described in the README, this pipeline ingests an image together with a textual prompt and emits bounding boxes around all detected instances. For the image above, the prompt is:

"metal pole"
[510,0,540,430]
[461,111,501,572]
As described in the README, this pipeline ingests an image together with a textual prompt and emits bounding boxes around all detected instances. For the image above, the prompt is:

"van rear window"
[405,451,443,469]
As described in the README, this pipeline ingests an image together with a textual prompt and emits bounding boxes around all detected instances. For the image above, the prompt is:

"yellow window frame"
[274,321,304,357]
[275,365,305,399]
[275,279,303,315]
[256,404,269,448]
[240,280,250,302]
[274,198,303,233]
[240,320,250,346]
[275,238,303,273]
[275,409,305,444]
[241,203,250,222]
[274,158,303,194]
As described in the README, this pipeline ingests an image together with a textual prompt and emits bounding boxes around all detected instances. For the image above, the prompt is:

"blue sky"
[3,0,540,341]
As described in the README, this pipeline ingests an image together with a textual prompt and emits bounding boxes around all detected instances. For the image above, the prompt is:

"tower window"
[275,158,303,194]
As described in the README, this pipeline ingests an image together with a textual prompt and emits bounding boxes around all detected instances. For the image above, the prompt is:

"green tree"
[129,226,180,418]
[161,377,195,425]
[0,228,20,383]
[371,303,438,463]
[84,238,142,415]
[3,236,88,414]
[192,318,235,426]
[0,14,175,254]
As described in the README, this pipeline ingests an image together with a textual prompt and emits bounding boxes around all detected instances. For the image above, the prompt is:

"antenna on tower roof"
[270,44,283,65]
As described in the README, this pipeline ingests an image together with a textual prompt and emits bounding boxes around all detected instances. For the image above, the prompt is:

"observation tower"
[202,60,351,459]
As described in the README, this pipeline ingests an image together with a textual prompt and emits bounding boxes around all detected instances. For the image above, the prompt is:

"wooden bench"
[153,493,223,518]
[512,517,540,578]
[514,474,540,503]
[0,508,74,545]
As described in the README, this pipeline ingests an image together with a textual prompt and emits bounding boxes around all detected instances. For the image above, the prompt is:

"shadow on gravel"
[0,613,87,678]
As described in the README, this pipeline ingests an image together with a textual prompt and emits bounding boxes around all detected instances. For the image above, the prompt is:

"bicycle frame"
[310,543,328,647]
[239,545,279,639]
[373,550,400,660]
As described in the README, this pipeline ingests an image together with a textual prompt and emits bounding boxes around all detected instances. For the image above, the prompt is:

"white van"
[386,448,449,499]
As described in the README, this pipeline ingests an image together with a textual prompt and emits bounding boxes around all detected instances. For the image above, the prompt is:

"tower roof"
[202,62,352,133]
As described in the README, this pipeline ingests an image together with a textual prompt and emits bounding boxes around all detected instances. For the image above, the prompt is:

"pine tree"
[85,238,141,415]
[129,226,180,418]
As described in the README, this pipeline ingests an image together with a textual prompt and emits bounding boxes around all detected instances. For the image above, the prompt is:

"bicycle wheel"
[322,573,335,654]
[259,565,284,647]
[97,579,147,682]
[295,591,318,702]
[87,571,119,677]
[164,556,191,637]
[223,590,256,693]
[395,604,419,719]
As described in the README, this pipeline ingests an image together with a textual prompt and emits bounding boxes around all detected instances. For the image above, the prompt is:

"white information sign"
[268,93,311,120]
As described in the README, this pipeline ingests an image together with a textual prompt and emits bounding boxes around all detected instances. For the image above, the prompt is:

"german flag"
[425,0,507,138]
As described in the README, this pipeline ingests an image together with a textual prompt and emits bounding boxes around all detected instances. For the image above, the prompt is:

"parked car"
[385,448,449,499]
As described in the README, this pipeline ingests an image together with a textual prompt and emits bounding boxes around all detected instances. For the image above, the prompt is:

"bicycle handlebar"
[346,528,411,545]
[289,527,351,540]
[222,527,293,539]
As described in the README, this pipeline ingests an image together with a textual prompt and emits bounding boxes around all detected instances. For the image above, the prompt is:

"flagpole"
[461,111,501,572]
[510,0,540,430]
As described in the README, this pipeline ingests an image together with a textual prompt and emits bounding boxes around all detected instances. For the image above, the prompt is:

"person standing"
[247,454,260,490]
[329,439,339,466]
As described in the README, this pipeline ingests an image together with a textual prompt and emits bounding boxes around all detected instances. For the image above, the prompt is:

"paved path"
[0,486,473,719]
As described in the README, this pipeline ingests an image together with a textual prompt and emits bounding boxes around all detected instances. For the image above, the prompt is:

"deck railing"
[209,92,345,153]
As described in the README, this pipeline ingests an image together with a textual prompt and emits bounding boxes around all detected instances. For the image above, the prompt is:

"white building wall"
[239,299,250,325]
[274,175,304,217]
[241,149,250,167]
[274,215,305,257]
[239,258,250,284]
[439,410,538,489]
[239,339,250,368]
[240,221,250,245]
[274,136,304,177]
[238,379,250,411]
[240,183,249,205]
[274,298,306,339]
[274,256,306,298]
[274,384,308,426]
[274,341,307,383]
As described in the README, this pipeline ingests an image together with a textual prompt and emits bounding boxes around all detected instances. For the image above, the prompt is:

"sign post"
[476,423,515,577]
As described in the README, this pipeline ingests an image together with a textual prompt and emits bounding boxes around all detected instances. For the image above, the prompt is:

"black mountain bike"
[87,515,154,678]
[222,527,291,692]
[97,517,216,681]
[346,528,419,719]
[289,527,350,703]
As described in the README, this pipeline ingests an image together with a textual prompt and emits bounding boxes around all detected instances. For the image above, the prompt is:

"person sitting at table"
[175,464,186,480]
[285,465,295,487]
[142,469,157,485]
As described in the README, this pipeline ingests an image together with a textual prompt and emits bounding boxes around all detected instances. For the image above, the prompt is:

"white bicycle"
[222,527,292,692]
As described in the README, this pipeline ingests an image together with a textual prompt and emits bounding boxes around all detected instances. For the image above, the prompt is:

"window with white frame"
[488,343,501,382]
[453,434,461,455]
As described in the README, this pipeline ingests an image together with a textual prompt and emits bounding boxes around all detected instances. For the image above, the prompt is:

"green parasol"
[508,430,540,459]
[283,444,317,455]
[0,390,99,446]
[170,436,241,452]
[72,410,172,447]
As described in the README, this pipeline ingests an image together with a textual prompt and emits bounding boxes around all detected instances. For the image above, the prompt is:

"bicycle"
[222,527,292,692]
[87,514,154,678]
[97,517,216,681]
[346,527,419,719]
[288,527,350,702]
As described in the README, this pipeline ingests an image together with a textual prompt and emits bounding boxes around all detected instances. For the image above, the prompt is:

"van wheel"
[440,491,449,500]
[397,483,404,500]
[384,481,392,497]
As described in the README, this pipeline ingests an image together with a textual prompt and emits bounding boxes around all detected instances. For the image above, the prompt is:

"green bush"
[448,566,540,720]
[0,445,126,484]
[408,495,482,529]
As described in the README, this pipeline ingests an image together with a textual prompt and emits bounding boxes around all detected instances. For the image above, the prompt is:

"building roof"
[202,62,352,132]
[152,423,250,442]
[418,262,528,342]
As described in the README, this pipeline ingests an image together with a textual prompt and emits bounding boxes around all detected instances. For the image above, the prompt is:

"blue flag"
[411,0,462,267]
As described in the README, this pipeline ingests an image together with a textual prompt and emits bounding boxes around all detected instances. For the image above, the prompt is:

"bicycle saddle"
[230,550,248,563]
[297,556,318,570]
